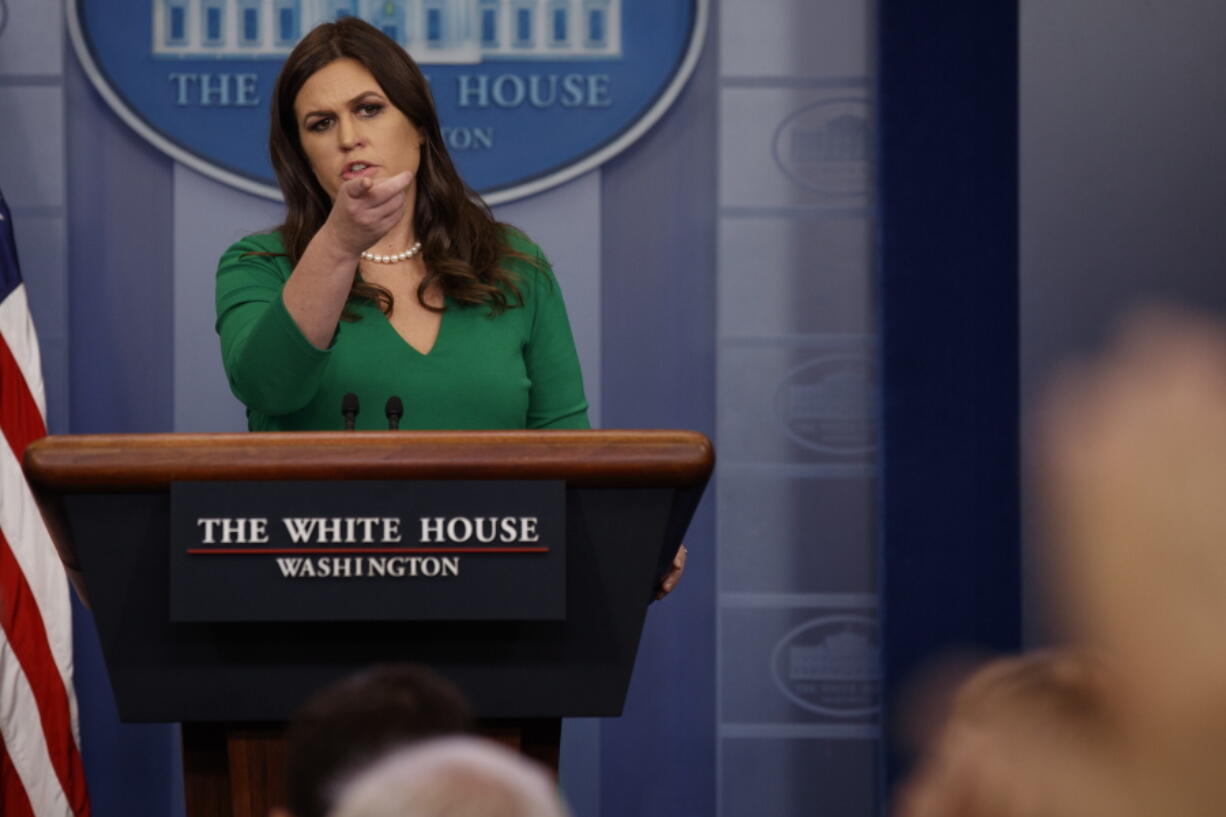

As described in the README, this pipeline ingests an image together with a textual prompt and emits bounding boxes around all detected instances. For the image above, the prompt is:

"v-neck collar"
[373,297,448,357]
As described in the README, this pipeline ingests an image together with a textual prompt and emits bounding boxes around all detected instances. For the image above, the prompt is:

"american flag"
[0,191,90,815]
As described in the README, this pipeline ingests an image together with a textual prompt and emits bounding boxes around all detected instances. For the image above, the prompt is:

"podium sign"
[170,480,565,622]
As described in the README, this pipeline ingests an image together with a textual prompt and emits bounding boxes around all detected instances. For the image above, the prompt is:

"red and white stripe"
[1,278,90,816]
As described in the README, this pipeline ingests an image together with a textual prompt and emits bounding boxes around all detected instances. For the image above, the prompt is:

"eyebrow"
[301,91,385,125]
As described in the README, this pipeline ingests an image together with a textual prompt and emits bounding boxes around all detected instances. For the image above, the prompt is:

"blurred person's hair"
[281,664,473,817]
[948,649,1115,737]
[328,736,570,817]
[894,649,1129,817]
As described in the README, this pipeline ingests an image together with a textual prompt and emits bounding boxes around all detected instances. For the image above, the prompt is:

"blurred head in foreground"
[328,737,571,817]
[1038,311,1226,728]
[896,310,1226,817]
[1036,310,1226,817]
[274,664,473,817]
[894,650,1132,817]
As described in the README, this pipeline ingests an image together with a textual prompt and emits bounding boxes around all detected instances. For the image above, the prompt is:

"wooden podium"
[23,430,713,817]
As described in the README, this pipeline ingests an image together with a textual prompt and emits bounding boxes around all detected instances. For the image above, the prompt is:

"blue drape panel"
[876,0,1022,790]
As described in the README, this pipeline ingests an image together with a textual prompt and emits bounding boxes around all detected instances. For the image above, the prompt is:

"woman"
[215,18,684,594]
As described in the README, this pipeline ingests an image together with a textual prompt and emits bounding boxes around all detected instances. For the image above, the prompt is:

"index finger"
[341,175,374,199]
[367,170,414,203]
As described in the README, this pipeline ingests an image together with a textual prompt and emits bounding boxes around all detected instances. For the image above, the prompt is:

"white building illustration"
[788,371,870,422]
[152,0,622,62]
[788,630,880,682]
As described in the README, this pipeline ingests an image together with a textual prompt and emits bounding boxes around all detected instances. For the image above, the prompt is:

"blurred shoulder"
[222,230,287,258]
[501,226,547,264]
[217,231,291,285]
[498,226,556,296]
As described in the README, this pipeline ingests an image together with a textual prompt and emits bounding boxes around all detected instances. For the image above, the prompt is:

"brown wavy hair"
[268,17,535,317]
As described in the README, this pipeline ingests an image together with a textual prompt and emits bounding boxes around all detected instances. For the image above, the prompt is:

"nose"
[337,115,364,151]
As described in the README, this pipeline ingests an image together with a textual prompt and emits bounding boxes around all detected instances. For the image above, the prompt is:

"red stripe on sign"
[0,528,91,816]
[0,333,46,460]
[0,741,38,817]
[186,547,551,555]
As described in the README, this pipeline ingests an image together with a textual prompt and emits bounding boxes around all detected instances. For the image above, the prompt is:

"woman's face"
[293,57,423,201]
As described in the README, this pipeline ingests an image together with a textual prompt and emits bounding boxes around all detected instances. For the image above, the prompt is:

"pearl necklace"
[360,241,423,264]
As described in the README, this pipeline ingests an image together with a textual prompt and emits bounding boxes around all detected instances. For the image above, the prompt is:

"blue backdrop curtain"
[876,0,1022,789]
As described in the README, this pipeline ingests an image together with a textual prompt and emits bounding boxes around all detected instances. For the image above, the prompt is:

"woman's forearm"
[281,172,415,349]
[281,221,361,350]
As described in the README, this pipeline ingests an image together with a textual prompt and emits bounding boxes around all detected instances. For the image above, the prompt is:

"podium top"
[23,430,714,492]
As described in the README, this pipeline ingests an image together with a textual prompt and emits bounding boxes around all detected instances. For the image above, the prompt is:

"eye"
[306,116,332,133]
[357,102,384,118]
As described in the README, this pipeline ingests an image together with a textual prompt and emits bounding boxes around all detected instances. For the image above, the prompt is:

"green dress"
[215,231,590,431]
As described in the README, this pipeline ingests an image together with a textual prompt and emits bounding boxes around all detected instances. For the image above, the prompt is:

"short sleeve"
[521,247,590,430]
[215,234,333,416]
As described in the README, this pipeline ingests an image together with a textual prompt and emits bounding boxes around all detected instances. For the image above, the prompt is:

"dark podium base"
[181,719,561,817]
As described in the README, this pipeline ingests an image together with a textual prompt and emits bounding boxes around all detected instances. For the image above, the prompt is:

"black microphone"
[385,396,404,430]
[341,393,359,430]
